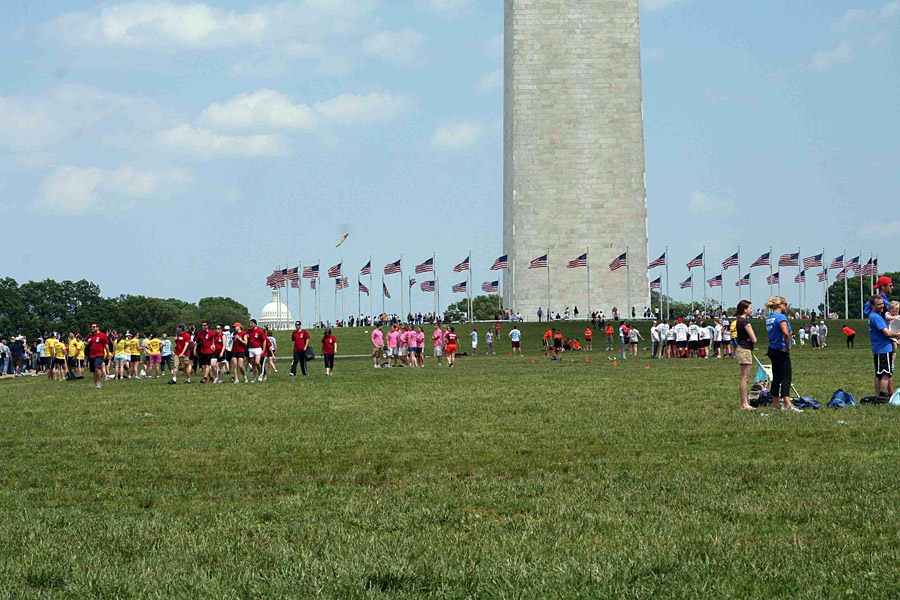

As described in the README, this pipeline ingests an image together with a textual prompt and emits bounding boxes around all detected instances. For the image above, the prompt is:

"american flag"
[328,263,342,278]
[648,252,666,269]
[680,275,692,289]
[383,282,391,298]
[491,255,508,270]
[735,273,750,287]
[302,264,319,278]
[566,253,587,268]
[803,254,823,270]
[291,278,300,289]
[453,257,470,272]
[829,255,844,270]
[335,277,348,290]
[481,280,499,293]
[767,272,780,285]
[384,259,401,275]
[650,276,662,290]
[817,270,827,282]
[415,258,434,274]
[452,280,467,293]
[686,253,704,269]
[420,280,436,292]
[794,271,806,284]
[360,261,371,276]
[862,258,875,276]
[751,252,771,268]
[778,252,799,267]
[284,267,299,282]
[409,277,417,288]
[265,273,279,287]
[529,254,548,269]
[707,275,722,287]
[846,256,860,273]
[722,252,739,270]
[270,268,285,283]
[310,278,317,290]
[609,252,627,271]
[873,257,879,273]
[359,281,369,295]
[835,269,846,281]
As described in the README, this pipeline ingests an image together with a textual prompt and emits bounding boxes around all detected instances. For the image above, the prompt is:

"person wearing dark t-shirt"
[85,323,110,389]
[733,300,757,411]
[291,321,310,377]
[321,328,337,375]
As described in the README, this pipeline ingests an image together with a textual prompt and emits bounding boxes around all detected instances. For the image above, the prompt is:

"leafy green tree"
[823,271,898,318]
[198,297,251,328]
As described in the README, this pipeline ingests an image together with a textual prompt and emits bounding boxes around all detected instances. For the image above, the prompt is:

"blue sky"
[1,0,897,321]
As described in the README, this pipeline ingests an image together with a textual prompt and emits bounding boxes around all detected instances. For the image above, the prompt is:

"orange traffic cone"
[613,360,617,366]
[531,359,535,364]
[586,357,589,362]
[646,365,651,369]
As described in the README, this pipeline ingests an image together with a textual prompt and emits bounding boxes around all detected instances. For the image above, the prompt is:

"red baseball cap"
[233,322,243,329]
[874,276,892,289]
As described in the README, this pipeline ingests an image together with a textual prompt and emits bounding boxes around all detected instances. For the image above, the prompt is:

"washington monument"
[503,0,650,319]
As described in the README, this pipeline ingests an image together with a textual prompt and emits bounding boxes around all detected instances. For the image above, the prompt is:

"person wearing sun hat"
[864,276,894,319]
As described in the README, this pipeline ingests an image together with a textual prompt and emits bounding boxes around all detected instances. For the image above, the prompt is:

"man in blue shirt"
[868,295,900,396]
[864,276,893,319]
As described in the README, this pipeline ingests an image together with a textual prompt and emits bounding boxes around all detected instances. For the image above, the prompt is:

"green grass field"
[2,319,899,599]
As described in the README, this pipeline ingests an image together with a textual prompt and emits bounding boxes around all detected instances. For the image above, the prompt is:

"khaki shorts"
[372,347,383,358]
[177,355,190,368]
[734,347,753,365]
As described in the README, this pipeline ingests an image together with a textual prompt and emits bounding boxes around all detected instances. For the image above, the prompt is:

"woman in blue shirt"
[765,296,800,412]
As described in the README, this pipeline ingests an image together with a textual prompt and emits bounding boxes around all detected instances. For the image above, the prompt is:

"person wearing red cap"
[865,276,894,319]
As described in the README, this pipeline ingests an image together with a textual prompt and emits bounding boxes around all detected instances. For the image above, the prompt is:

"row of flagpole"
[648,248,879,317]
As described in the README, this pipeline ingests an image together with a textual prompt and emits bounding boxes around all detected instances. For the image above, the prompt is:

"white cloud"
[485,34,503,60]
[423,0,475,18]
[201,90,318,130]
[688,191,731,212]
[199,89,415,130]
[641,0,683,13]
[860,221,900,238]
[809,41,853,71]
[833,9,871,33]
[362,29,428,65]
[157,124,290,158]
[833,2,900,32]
[642,47,667,63]
[34,165,192,215]
[314,92,415,125]
[430,121,484,149]
[475,69,503,95]
[0,84,163,153]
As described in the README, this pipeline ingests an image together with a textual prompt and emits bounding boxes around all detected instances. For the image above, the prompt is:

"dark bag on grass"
[305,348,315,361]
[793,396,821,410]
[828,389,856,408]
[859,395,890,405]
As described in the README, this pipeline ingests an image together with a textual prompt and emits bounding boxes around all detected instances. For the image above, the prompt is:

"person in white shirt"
[819,321,828,348]
[714,320,723,358]
[810,323,819,349]
[508,325,523,356]
[485,330,495,354]
[666,322,677,358]
[470,328,478,355]
[657,321,670,359]
[687,321,700,358]
[721,319,732,357]
[650,322,660,358]
[699,322,711,358]
[798,327,807,347]
[673,318,689,358]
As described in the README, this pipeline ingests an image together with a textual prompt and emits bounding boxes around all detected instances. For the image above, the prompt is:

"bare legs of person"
[739,363,755,410]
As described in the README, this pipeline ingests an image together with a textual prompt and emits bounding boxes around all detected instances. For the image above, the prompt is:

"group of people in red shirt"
[290,321,338,376]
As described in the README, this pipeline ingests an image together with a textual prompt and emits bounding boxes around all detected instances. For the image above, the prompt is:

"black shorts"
[198,353,213,366]
[702,339,710,348]
[231,351,247,359]
[874,353,894,377]
[67,357,77,368]
[53,358,66,366]
[130,355,140,363]
[89,356,104,372]
[512,341,520,348]
[677,341,687,349]
[688,341,698,350]
[553,340,562,348]
[42,357,51,367]
[714,341,721,350]
[224,351,232,362]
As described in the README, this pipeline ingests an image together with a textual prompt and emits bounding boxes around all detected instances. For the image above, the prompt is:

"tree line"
[0,278,250,339]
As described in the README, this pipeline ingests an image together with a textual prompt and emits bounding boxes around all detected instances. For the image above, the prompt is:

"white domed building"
[258,289,294,330]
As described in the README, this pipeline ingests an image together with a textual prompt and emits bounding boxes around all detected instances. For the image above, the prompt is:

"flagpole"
[843,248,848,319]
[769,246,773,301]
[736,246,741,309]
[586,247,591,320]
[859,249,864,319]
[298,261,302,326]
[316,257,321,326]
[822,247,826,318]
[691,274,694,313]
[468,250,473,323]
[720,269,724,309]
[626,246,631,320]
[702,245,707,312]
[546,248,551,321]
[341,257,345,326]
[400,254,404,322]
[358,278,361,323]
[797,246,801,316]
[665,246,670,319]
[369,255,373,321]
[433,252,438,319]
[382,275,386,316]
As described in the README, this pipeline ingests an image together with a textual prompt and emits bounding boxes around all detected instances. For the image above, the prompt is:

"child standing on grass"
[322,328,337,376]
[485,330,494,354]
[432,324,443,366]
[445,327,458,367]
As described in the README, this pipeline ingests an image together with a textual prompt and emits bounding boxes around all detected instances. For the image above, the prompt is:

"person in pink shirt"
[403,326,415,367]
[432,324,444,366]
[371,324,384,369]
[386,325,400,368]
[416,326,426,366]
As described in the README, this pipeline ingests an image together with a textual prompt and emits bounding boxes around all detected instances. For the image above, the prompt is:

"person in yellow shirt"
[74,335,85,378]
[66,332,82,380]
[113,334,129,379]
[125,333,141,378]
[44,336,57,380]
[52,336,68,381]
[145,333,163,378]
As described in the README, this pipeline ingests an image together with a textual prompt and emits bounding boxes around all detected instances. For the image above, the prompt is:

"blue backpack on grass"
[828,389,856,408]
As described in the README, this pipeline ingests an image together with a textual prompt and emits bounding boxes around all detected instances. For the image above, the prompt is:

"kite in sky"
[335,234,349,248]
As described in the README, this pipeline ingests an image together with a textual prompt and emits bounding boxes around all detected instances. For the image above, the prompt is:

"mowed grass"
[2,320,899,598]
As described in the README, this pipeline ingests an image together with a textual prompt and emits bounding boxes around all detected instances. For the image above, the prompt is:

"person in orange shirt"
[542,329,553,353]
[843,325,856,348]
[552,330,563,358]
[584,327,593,352]
[605,325,614,350]
[573,340,581,351]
